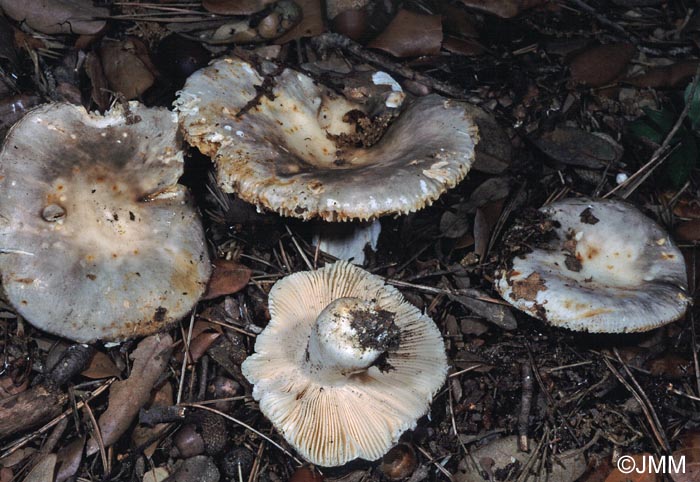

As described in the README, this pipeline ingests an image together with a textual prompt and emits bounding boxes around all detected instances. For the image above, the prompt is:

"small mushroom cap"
[241,261,447,466]
[495,198,689,333]
[0,102,211,342]
[175,57,478,221]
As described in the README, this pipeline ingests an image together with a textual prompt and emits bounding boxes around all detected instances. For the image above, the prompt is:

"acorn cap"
[241,261,447,466]
[496,198,689,333]
[175,57,479,222]
[0,102,211,342]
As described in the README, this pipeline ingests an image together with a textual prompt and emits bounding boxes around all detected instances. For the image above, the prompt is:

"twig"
[285,225,313,271]
[605,62,700,199]
[84,400,110,474]
[518,363,534,452]
[311,33,476,101]
[604,351,671,453]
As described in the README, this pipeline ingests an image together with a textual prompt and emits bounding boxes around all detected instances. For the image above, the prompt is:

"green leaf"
[662,126,698,188]
[685,82,700,131]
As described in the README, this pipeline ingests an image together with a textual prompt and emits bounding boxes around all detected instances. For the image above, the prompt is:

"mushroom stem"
[306,297,399,375]
[312,220,381,265]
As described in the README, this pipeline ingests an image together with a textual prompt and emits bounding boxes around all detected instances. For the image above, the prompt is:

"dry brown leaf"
[673,431,700,482]
[85,52,109,111]
[132,381,173,457]
[100,38,157,100]
[143,467,171,482]
[368,10,442,58]
[534,128,623,169]
[443,36,485,56]
[0,468,11,482]
[202,259,252,300]
[0,0,108,35]
[569,43,635,87]
[276,0,324,43]
[645,355,692,379]
[675,220,700,241]
[626,61,699,89]
[23,454,57,482]
[82,351,121,379]
[55,435,85,482]
[86,334,173,456]
[459,0,547,18]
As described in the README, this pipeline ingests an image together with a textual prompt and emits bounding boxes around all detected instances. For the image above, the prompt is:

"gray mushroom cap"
[0,102,211,342]
[175,57,479,221]
[495,198,689,333]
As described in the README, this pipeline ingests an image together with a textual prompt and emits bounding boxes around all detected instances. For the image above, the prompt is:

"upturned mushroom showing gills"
[0,102,211,343]
[174,57,479,222]
[241,261,447,467]
[495,198,689,333]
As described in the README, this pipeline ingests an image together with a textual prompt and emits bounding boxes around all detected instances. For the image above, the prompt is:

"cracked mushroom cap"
[495,198,689,333]
[241,261,447,466]
[175,57,478,221]
[0,102,211,342]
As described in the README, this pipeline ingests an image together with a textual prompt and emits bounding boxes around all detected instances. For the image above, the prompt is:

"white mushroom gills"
[306,297,399,375]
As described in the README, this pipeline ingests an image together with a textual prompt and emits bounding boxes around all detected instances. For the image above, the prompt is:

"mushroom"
[241,261,447,466]
[495,198,689,332]
[174,57,478,262]
[0,102,211,342]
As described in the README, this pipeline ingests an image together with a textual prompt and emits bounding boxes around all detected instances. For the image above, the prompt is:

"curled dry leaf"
[276,0,324,43]
[86,334,174,455]
[675,220,700,241]
[569,43,635,87]
[202,259,252,300]
[55,435,86,482]
[459,0,547,18]
[533,127,623,169]
[132,382,174,457]
[368,10,442,58]
[0,0,108,35]
[81,351,122,379]
[605,455,659,482]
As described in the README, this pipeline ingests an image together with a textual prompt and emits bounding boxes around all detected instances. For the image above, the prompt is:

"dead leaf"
[276,0,324,43]
[466,104,512,174]
[443,36,485,56]
[202,259,252,300]
[645,355,692,379]
[132,382,173,457]
[368,10,442,58]
[0,468,11,482]
[626,61,699,89]
[82,351,121,379]
[100,38,157,100]
[534,127,623,169]
[474,199,505,260]
[569,43,635,86]
[675,220,700,241]
[23,454,57,482]
[85,52,109,111]
[459,0,547,18]
[673,431,700,482]
[55,435,85,482]
[86,334,173,456]
[0,0,108,35]
[450,294,517,330]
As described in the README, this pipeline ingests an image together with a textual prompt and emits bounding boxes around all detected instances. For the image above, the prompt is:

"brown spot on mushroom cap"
[241,261,447,466]
[0,102,211,342]
[496,198,689,333]
[175,57,479,222]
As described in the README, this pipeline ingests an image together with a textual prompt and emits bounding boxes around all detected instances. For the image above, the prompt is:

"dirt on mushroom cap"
[175,57,479,222]
[0,102,211,342]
